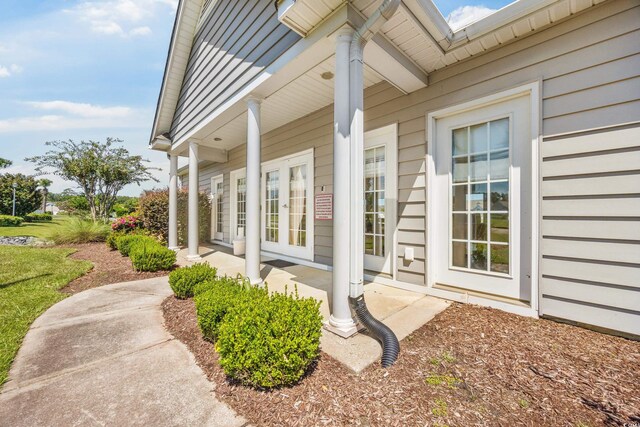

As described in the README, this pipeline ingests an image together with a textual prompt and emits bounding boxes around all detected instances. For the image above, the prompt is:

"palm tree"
[38,178,53,212]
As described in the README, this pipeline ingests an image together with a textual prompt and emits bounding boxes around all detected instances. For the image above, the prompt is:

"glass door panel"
[288,164,307,247]
[265,170,279,243]
[364,146,385,257]
[450,118,510,275]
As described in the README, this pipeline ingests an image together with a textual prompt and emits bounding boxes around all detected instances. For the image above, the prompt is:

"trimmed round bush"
[116,234,157,257]
[194,276,262,341]
[129,241,176,272]
[168,263,218,299]
[0,215,23,227]
[217,286,323,388]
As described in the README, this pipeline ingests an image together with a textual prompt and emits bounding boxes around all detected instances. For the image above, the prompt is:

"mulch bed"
[163,297,640,427]
[61,243,169,294]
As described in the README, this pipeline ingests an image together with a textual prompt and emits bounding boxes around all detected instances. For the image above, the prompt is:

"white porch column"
[328,29,358,336]
[168,153,179,251]
[245,97,262,284]
[186,140,201,261]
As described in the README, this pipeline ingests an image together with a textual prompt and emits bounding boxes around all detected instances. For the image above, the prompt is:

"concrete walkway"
[0,277,245,427]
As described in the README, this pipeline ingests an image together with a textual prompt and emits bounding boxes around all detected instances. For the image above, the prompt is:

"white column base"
[185,254,202,262]
[249,277,263,286]
[324,315,359,338]
[168,246,180,252]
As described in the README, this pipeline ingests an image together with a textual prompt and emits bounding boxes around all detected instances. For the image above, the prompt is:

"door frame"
[364,123,398,277]
[426,82,541,314]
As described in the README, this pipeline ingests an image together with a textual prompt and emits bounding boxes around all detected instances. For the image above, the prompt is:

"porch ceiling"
[192,55,386,152]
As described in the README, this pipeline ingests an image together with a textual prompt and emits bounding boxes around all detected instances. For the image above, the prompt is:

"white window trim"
[211,174,224,242]
[426,81,541,316]
[364,123,398,278]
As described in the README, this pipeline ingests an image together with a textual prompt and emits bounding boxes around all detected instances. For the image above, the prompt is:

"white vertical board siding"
[184,1,640,305]
[170,0,300,144]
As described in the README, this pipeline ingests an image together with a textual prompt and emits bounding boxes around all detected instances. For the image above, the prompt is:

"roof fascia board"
[150,0,203,147]
[450,0,561,44]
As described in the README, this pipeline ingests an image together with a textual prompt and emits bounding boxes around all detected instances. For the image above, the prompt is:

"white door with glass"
[261,151,314,260]
[364,124,397,274]
[431,94,532,301]
[211,175,224,241]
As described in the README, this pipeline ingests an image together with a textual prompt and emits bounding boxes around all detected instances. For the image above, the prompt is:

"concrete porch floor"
[176,245,450,373]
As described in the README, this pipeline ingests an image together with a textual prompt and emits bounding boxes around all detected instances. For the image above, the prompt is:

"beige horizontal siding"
[539,123,640,335]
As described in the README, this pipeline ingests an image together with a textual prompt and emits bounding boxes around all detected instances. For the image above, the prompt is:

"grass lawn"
[0,246,92,386]
[0,215,73,239]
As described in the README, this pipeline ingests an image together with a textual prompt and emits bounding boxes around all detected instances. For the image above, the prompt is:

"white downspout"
[349,0,401,298]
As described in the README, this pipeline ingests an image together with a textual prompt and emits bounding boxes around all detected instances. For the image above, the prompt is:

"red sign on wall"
[314,193,333,220]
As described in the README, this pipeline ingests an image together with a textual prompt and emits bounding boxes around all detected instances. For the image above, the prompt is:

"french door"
[430,93,532,301]
[260,151,314,260]
[210,175,224,241]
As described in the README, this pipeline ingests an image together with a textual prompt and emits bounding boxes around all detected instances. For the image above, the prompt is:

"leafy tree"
[0,158,11,169]
[58,195,90,216]
[38,178,53,212]
[26,138,159,221]
[0,174,41,216]
[112,195,139,217]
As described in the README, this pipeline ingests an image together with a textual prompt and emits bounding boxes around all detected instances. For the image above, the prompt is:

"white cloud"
[0,101,148,133]
[68,0,177,37]
[26,101,133,118]
[130,26,152,36]
[93,21,125,35]
[447,5,497,31]
[0,64,23,78]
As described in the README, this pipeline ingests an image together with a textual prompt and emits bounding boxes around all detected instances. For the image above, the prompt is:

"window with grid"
[215,181,223,234]
[236,177,246,234]
[451,117,510,274]
[288,165,307,247]
[265,170,279,242]
[364,146,385,257]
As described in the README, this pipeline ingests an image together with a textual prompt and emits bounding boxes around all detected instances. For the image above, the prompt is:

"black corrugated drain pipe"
[349,295,400,368]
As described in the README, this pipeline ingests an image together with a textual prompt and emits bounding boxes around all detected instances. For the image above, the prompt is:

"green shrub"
[217,286,323,388]
[106,230,125,250]
[129,241,176,272]
[194,276,261,341]
[107,228,150,251]
[116,234,157,257]
[168,262,218,299]
[48,218,110,244]
[0,215,23,227]
[23,213,53,222]
[138,188,211,244]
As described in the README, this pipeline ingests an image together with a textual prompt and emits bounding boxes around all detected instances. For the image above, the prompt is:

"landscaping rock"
[0,236,36,246]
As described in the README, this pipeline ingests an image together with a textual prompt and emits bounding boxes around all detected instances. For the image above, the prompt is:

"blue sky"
[0,0,512,196]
